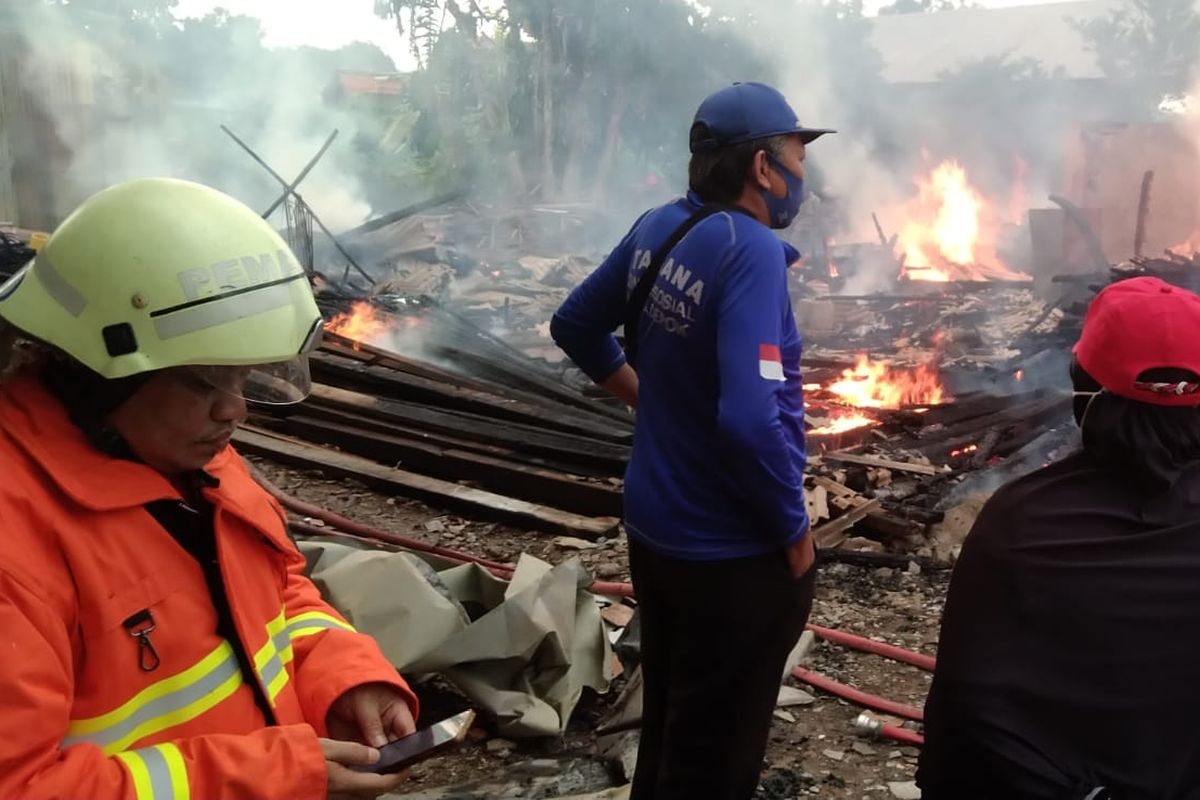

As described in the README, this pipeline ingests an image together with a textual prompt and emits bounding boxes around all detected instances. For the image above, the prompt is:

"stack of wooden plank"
[237,330,632,540]
[237,298,1072,558]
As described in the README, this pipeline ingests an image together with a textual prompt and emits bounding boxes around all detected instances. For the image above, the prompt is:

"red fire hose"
[806,624,936,672]
[792,666,924,722]
[254,464,931,743]
[288,520,512,571]
[251,465,943,645]
[853,713,925,746]
[251,464,635,598]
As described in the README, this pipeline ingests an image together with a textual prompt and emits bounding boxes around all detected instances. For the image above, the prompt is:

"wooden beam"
[322,336,630,431]
[275,403,615,477]
[809,475,866,500]
[307,384,630,473]
[857,511,922,542]
[822,452,941,476]
[233,427,620,539]
[811,498,883,549]
[311,352,631,443]
[420,303,633,423]
[258,413,623,517]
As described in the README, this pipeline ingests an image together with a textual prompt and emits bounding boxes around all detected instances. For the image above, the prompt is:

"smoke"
[3,2,385,232]
[10,0,1200,284]
[728,0,1189,289]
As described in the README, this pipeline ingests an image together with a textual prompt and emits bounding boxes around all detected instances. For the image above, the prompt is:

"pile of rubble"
[266,197,1116,566]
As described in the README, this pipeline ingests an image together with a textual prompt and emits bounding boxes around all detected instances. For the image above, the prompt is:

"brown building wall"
[1063,121,1200,261]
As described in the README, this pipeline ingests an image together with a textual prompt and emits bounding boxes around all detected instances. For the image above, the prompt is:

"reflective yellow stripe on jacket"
[253,608,356,704]
[63,643,242,756]
[115,742,190,800]
[63,611,355,755]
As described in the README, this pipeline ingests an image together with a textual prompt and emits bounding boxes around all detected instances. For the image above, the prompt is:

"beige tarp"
[299,536,614,737]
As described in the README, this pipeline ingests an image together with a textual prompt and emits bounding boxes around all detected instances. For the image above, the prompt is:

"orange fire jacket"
[0,375,418,800]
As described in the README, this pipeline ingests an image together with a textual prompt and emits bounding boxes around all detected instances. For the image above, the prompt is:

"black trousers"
[628,538,816,800]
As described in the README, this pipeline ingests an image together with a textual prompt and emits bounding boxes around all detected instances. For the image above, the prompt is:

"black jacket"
[919,451,1200,800]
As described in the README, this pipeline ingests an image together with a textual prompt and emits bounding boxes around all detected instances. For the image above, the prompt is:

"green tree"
[375,0,770,201]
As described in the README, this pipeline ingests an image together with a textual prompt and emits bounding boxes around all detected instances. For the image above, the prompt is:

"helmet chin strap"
[40,357,148,460]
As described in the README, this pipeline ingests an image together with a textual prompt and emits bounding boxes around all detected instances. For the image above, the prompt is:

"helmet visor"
[183,357,312,406]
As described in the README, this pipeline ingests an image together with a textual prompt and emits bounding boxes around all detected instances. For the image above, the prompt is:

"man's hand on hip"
[786,532,816,579]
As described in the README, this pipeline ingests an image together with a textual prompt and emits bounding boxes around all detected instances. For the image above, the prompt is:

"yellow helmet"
[0,178,322,403]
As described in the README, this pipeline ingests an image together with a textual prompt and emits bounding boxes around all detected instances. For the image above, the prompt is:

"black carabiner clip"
[122,609,162,672]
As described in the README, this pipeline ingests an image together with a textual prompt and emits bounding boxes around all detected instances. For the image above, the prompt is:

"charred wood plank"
[802,357,863,371]
[912,395,1070,459]
[270,404,616,478]
[323,333,499,389]
[1133,170,1154,258]
[811,497,884,549]
[810,475,862,498]
[234,426,620,539]
[858,511,923,541]
[913,390,1045,428]
[809,476,927,538]
[310,352,631,443]
[308,384,630,473]
[429,341,627,421]
[420,304,633,423]
[321,333,634,432]
[258,413,623,517]
[340,189,466,237]
[883,505,946,525]
[822,452,941,476]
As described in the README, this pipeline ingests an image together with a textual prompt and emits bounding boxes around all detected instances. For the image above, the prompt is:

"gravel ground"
[252,457,952,798]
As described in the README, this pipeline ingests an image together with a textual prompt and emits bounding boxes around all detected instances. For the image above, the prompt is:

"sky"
[172,0,1074,71]
[173,0,416,68]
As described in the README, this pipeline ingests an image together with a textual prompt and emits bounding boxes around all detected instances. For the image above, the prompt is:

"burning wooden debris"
[238,301,631,540]
[886,159,1032,285]
[254,276,1080,567]
[1116,241,1200,291]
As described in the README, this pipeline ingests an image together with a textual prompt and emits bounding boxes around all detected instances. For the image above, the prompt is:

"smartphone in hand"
[351,710,477,775]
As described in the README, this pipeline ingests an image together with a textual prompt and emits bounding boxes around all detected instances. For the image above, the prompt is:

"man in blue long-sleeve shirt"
[551,82,832,800]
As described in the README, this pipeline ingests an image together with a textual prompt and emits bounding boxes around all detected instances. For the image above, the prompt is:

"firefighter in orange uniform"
[0,178,418,799]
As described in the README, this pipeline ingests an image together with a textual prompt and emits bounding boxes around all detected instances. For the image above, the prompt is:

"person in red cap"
[918,276,1200,800]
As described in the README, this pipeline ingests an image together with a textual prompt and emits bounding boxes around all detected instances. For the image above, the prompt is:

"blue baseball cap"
[689,82,835,154]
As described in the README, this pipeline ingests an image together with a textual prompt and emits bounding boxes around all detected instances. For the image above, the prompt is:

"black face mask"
[1070,360,1200,493]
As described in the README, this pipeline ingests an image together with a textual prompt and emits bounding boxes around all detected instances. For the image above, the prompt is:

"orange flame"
[808,354,947,436]
[324,302,397,350]
[1169,233,1200,256]
[950,444,978,458]
[809,412,875,436]
[827,354,946,409]
[895,160,1031,283]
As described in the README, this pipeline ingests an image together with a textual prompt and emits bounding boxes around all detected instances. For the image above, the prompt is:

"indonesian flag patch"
[759,343,785,381]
